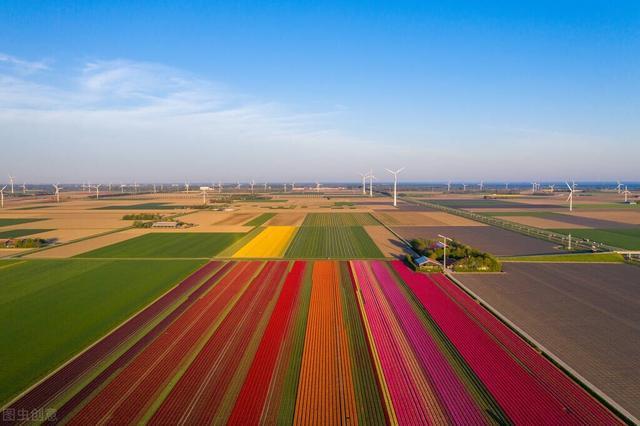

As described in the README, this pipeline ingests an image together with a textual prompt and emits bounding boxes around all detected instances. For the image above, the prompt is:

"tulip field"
[3,259,621,425]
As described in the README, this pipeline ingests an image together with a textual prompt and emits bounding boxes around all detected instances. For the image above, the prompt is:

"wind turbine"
[368,172,376,197]
[0,185,6,208]
[548,184,555,192]
[184,181,190,193]
[447,181,451,192]
[108,182,112,192]
[133,182,140,193]
[462,183,467,192]
[565,181,575,212]
[385,167,404,207]
[201,187,208,205]
[359,173,367,195]
[316,182,321,193]
[616,180,623,194]
[53,184,62,203]
[264,182,268,192]
[532,182,537,193]
[291,182,296,191]
[478,180,484,192]
[153,184,157,193]
[218,181,222,193]
[236,181,241,190]
[21,182,27,194]
[8,174,15,194]
[93,184,102,200]
[120,184,126,193]
[623,185,631,203]
[283,183,287,193]
[250,179,255,194]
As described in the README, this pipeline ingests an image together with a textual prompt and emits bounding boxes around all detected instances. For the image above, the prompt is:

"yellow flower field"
[232,226,298,258]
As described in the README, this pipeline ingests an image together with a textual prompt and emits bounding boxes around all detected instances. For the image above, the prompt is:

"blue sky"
[1,1,638,182]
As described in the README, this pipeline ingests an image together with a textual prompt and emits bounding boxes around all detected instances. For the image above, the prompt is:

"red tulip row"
[149,261,289,424]
[227,261,307,424]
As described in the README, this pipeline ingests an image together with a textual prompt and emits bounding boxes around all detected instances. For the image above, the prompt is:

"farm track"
[66,261,262,424]
[1,260,223,425]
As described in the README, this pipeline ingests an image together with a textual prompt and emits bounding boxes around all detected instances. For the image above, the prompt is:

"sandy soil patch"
[148,225,252,233]
[570,210,640,225]
[497,216,589,229]
[364,226,408,258]
[213,212,258,225]
[268,213,307,226]
[0,249,29,258]
[26,229,149,258]
[26,228,116,243]
[377,211,485,227]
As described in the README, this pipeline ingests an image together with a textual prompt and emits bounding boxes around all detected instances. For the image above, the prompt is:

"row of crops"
[3,260,620,424]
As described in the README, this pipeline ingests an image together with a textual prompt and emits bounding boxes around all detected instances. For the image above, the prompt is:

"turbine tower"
[8,174,15,194]
[385,167,404,207]
[53,184,62,203]
[368,171,375,197]
[447,181,451,192]
[616,180,623,194]
[623,185,631,203]
[250,179,255,194]
[0,185,6,208]
[184,181,190,193]
[359,173,367,195]
[566,181,575,212]
[93,184,102,200]
[478,181,484,192]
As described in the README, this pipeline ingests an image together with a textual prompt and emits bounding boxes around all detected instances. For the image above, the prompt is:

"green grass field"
[0,229,52,239]
[0,258,204,405]
[79,233,244,258]
[244,213,275,226]
[285,226,383,258]
[501,252,625,263]
[302,213,378,226]
[552,228,640,250]
[0,218,46,227]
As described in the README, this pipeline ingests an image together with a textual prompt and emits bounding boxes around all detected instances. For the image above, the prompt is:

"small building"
[414,256,429,267]
[152,221,179,228]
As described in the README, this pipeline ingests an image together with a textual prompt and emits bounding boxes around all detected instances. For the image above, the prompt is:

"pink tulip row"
[369,260,489,425]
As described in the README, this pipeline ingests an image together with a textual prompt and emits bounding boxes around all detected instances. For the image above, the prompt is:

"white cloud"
[0,52,49,74]
[0,55,394,182]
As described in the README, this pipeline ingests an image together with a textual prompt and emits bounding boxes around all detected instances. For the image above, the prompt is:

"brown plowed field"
[393,226,566,256]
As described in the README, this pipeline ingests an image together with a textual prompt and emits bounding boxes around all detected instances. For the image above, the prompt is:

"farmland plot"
[285,226,383,259]
[79,232,244,258]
